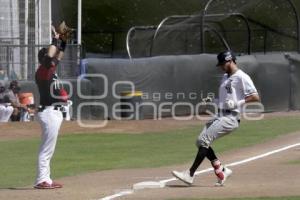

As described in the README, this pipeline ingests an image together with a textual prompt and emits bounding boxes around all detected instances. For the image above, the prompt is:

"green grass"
[0,116,300,188]
[287,160,300,165]
[171,196,300,200]
[212,116,300,152]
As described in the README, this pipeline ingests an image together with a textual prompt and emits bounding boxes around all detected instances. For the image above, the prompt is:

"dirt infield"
[0,125,299,200]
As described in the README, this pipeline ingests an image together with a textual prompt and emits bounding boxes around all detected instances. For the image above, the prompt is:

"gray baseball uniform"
[197,69,257,148]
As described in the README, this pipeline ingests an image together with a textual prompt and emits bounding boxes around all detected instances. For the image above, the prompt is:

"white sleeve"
[242,75,257,97]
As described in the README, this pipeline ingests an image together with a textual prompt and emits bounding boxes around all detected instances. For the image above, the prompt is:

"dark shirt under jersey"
[35,63,62,106]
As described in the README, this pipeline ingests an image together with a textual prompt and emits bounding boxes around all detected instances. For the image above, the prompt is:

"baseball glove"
[56,21,74,42]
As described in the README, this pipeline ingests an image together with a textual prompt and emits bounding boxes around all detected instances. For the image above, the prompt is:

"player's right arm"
[239,74,260,107]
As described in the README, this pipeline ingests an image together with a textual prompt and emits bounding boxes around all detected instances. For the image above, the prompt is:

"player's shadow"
[166,183,215,188]
[167,184,194,188]
[0,187,34,190]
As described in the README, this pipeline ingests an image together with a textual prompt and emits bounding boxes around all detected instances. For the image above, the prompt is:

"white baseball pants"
[35,106,63,185]
[197,114,239,148]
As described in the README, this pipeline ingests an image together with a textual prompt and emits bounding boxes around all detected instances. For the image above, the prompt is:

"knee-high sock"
[206,146,218,162]
[189,147,209,176]
[206,147,225,180]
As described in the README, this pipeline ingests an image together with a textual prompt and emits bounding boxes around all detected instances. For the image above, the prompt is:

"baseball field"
[0,112,299,200]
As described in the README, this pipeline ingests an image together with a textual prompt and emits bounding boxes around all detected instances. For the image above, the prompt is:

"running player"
[172,50,260,186]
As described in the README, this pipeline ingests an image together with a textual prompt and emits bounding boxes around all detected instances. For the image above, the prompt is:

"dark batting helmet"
[217,50,236,66]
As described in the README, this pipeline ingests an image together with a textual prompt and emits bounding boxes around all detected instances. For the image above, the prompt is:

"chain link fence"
[0,0,80,81]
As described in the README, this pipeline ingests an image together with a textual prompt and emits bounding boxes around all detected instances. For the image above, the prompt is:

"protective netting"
[206,0,298,52]
[127,27,157,58]
[152,15,203,56]
[127,0,298,58]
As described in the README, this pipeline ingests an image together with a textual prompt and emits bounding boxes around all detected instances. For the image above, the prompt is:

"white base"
[133,181,165,190]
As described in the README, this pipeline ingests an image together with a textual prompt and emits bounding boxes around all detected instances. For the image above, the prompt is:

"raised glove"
[56,21,74,42]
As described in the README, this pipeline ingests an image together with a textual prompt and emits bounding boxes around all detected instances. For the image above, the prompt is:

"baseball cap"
[9,80,18,88]
[9,80,21,93]
[216,50,236,66]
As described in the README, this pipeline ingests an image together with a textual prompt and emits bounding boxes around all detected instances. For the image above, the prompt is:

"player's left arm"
[245,93,260,103]
[241,74,260,105]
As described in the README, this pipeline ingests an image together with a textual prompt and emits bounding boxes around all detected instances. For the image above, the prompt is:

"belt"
[38,105,64,112]
[218,109,237,115]
[218,109,240,123]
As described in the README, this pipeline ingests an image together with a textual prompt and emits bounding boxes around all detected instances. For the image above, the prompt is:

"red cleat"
[34,181,63,189]
[34,182,55,189]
